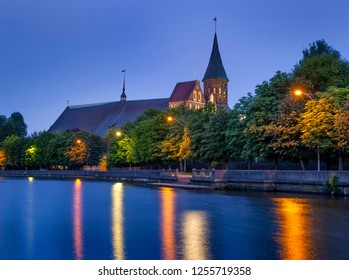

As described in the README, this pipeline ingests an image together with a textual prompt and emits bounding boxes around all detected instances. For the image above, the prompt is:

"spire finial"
[213,17,217,33]
[120,70,126,102]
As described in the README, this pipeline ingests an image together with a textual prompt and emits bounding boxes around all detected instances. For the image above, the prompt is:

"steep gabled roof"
[49,98,169,136]
[169,80,198,102]
[203,33,229,81]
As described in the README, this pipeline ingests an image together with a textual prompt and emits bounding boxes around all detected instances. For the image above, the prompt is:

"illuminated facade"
[169,32,229,109]
[169,80,205,109]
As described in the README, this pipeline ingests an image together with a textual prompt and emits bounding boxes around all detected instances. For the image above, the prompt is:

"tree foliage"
[293,40,349,92]
[0,112,27,142]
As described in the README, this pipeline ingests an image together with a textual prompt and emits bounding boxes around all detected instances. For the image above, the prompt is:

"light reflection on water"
[160,187,176,260]
[272,198,314,260]
[159,187,210,260]
[181,211,210,260]
[73,179,83,260]
[111,182,124,260]
[0,178,349,259]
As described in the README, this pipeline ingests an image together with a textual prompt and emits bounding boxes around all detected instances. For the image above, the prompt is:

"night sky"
[1,0,349,133]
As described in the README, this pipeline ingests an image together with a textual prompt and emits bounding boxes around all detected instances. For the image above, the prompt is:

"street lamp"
[294,89,313,100]
[167,116,185,127]
[115,131,123,137]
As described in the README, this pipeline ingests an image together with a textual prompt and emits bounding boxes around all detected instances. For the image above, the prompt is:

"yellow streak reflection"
[160,188,176,259]
[112,183,124,260]
[273,198,314,260]
[182,211,209,260]
[73,178,83,260]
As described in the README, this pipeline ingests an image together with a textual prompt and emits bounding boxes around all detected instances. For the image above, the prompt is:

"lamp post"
[294,89,313,100]
[293,90,321,171]
[167,116,185,127]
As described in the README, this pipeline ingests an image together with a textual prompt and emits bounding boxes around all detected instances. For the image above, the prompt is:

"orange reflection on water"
[182,211,209,260]
[273,198,314,260]
[160,187,176,259]
[112,183,124,260]
[73,178,83,260]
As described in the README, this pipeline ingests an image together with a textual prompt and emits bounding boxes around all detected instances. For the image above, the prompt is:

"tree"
[64,130,104,168]
[0,112,27,142]
[189,103,216,162]
[0,148,6,169]
[25,131,55,169]
[108,134,135,168]
[8,112,27,137]
[131,109,169,166]
[293,40,349,92]
[161,124,190,171]
[325,87,349,170]
[46,131,71,168]
[332,107,349,170]
[244,71,291,167]
[226,94,253,165]
[1,135,27,169]
[265,95,310,170]
[299,97,336,171]
[199,107,230,167]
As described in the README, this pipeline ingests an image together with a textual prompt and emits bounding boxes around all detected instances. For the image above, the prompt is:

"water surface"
[0,177,348,260]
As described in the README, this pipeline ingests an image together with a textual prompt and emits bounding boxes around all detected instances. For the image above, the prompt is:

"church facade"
[49,32,229,137]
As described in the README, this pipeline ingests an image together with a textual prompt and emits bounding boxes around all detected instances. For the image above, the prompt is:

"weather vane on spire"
[213,17,217,33]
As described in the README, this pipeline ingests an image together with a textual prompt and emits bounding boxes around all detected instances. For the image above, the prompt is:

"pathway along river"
[0,177,348,260]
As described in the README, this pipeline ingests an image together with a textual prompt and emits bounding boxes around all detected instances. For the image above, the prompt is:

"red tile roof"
[169,80,198,102]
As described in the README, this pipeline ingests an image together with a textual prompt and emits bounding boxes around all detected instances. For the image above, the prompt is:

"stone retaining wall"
[0,170,177,182]
[192,169,349,195]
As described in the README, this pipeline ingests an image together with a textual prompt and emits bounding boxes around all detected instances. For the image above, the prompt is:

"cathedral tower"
[202,32,229,107]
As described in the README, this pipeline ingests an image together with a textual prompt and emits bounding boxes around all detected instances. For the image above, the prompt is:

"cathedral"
[49,32,229,137]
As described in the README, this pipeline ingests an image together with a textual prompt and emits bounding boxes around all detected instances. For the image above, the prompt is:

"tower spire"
[202,28,229,108]
[120,70,126,102]
[213,17,217,33]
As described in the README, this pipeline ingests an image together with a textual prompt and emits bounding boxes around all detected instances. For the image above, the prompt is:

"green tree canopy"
[0,112,27,142]
[293,40,349,92]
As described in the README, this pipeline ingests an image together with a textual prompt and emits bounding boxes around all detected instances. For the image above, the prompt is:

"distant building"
[49,32,229,136]
[169,80,205,109]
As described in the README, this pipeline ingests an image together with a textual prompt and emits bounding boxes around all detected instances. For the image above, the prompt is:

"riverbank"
[0,169,348,195]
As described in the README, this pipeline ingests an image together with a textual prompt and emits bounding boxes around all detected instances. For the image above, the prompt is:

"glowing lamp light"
[28,177,34,182]
[294,89,303,96]
[167,116,173,122]
[293,89,313,100]
[76,139,82,144]
[116,131,122,137]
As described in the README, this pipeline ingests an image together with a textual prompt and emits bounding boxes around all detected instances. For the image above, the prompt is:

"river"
[0,177,348,260]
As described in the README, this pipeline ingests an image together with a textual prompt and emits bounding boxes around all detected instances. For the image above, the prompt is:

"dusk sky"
[1,0,349,133]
